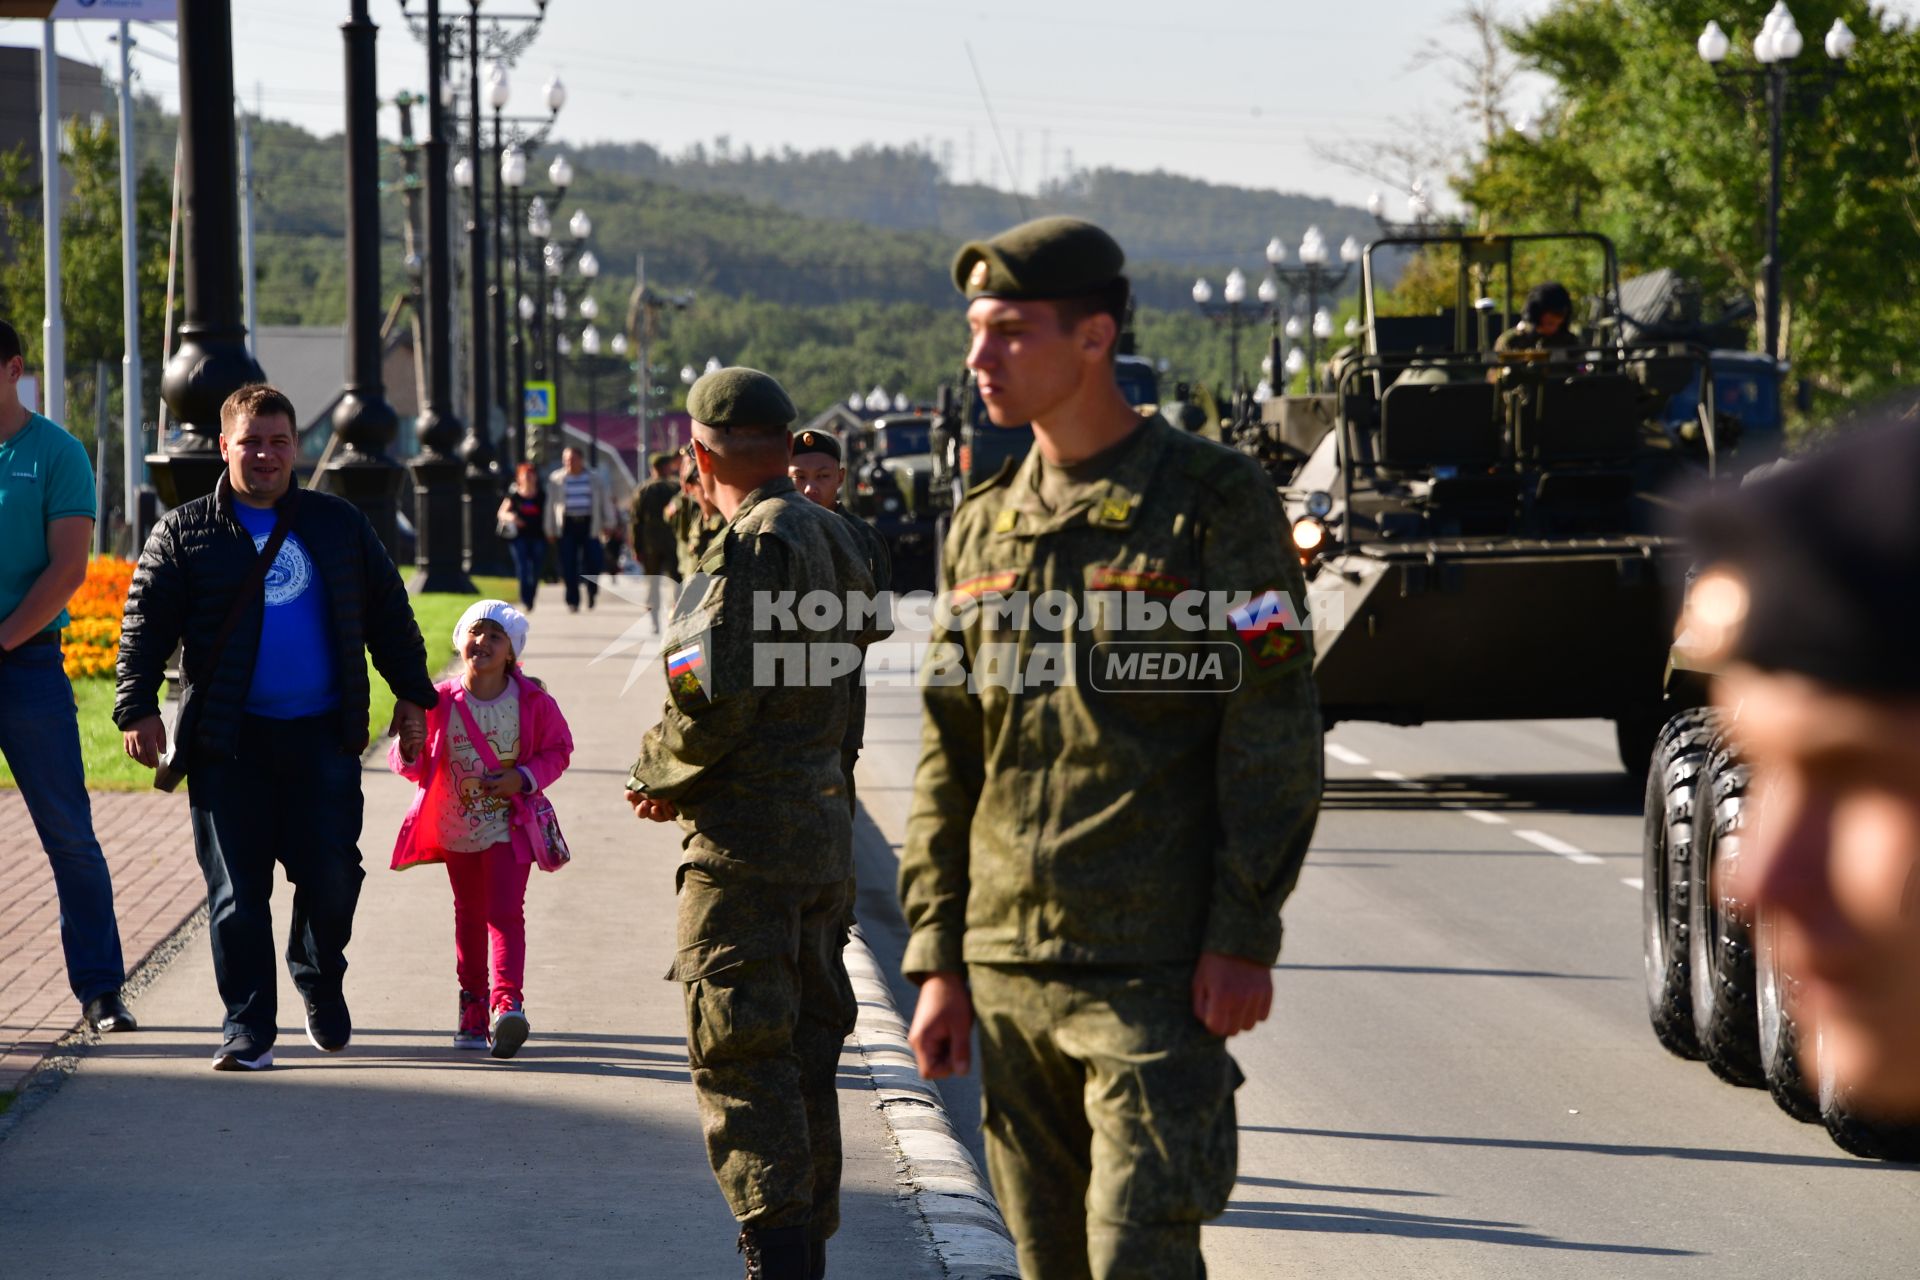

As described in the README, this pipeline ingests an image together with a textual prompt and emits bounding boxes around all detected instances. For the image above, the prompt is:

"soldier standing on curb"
[899,217,1324,1280]
[789,427,893,813]
[625,369,879,1280]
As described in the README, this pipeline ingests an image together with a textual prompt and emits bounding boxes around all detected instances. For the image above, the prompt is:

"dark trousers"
[508,533,546,609]
[187,713,366,1047]
[557,516,603,609]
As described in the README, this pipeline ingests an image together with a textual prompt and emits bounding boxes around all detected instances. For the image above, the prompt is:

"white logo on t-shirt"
[252,533,315,607]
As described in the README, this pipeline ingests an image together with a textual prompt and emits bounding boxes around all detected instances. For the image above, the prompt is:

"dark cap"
[952,216,1126,301]
[686,367,796,430]
[1688,407,1920,695]
[648,450,679,470]
[790,428,842,463]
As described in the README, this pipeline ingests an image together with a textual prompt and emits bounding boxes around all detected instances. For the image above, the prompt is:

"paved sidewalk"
[1,791,199,1091]
[0,582,940,1279]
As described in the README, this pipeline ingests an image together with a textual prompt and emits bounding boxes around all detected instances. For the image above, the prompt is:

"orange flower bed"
[62,556,135,680]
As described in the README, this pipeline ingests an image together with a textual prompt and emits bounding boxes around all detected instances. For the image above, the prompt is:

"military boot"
[737,1225,809,1280]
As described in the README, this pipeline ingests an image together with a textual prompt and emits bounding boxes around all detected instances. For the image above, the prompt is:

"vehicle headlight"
[1291,517,1325,553]
[1305,489,1333,519]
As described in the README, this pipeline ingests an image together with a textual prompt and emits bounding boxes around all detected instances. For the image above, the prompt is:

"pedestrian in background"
[901,218,1323,1280]
[0,318,133,1035]
[389,600,574,1059]
[497,462,548,611]
[545,445,617,612]
[117,384,437,1072]
[627,368,880,1280]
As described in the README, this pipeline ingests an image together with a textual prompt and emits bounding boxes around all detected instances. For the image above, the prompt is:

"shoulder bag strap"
[196,491,302,681]
[451,689,507,772]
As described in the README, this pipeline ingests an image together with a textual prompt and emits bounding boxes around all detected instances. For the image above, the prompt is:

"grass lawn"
[0,576,515,793]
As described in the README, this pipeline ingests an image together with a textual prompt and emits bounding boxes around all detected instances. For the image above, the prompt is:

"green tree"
[1458,0,1920,409]
[0,118,172,450]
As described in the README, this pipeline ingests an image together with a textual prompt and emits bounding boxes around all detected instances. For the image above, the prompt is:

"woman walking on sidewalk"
[390,601,573,1059]
[497,463,548,611]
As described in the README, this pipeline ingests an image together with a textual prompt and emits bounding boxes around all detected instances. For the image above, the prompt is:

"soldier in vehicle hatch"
[899,215,1323,1280]
[1494,280,1582,354]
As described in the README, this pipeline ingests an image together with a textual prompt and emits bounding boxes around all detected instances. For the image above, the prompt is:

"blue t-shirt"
[0,413,95,635]
[233,500,339,719]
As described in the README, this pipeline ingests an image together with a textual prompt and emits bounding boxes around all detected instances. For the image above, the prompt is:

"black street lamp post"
[409,0,475,594]
[1696,8,1854,366]
[326,0,405,556]
[1188,270,1252,396]
[150,0,266,507]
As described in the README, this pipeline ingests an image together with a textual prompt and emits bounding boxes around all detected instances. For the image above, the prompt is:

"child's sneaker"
[489,1000,529,1060]
[454,990,488,1050]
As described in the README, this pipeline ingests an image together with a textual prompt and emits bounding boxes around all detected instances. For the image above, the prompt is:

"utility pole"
[116,20,142,544]
[39,20,64,426]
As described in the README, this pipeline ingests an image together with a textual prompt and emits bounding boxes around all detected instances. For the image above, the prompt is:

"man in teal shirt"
[0,319,133,1033]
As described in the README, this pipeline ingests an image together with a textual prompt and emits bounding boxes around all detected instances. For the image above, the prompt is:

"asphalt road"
[852,654,1920,1278]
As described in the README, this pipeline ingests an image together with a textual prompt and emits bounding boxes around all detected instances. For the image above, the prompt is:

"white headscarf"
[453,599,530,661]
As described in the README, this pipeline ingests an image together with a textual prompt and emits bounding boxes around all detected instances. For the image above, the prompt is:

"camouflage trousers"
[669,866,858,1236]
[969,963,1242,1280]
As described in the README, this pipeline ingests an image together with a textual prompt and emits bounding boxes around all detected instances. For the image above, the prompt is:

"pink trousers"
[445,842,532,1011]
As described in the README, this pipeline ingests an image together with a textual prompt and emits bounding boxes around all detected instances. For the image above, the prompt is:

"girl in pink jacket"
[390,600,573,1058]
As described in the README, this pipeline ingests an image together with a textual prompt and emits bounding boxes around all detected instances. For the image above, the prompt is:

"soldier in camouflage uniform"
[626,369,880,1280]
[899,217,1324,1280]
[1493,280,1581,354]
[670,454,730,581]
[789,427,894,813]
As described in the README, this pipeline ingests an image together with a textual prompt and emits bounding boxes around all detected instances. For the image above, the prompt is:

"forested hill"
[568,139,1374,270]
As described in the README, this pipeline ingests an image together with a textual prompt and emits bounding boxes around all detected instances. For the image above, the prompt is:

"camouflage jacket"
[631,477,880,884]
[899,415,1322,974]
[839,507,894,754]
[674,504,728,580]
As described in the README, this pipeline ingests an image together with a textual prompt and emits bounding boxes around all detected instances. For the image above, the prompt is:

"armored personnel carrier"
[1278,229,1740,775]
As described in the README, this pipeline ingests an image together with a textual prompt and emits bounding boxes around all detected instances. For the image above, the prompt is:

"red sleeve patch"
[950,570,1018,600]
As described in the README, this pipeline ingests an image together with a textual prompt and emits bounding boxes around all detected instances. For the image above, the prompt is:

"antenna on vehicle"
[964,41,1030,222]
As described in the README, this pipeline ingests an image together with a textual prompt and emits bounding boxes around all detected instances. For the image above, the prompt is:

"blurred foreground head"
[1690,398,1920,1116]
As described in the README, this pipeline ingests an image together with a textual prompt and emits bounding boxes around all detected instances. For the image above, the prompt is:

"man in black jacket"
[115,385,437,1071]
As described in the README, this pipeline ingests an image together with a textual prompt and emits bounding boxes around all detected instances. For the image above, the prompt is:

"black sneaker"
[304,996,352,1053]
[212,1035,275,1072]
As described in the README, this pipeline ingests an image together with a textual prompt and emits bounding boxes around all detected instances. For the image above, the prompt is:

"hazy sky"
[6,0,1917,209]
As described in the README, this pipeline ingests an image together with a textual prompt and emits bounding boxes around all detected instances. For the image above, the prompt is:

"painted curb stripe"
[844,928,1021,1280]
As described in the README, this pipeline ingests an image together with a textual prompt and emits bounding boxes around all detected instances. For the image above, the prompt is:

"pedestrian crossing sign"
[524,381,556,425]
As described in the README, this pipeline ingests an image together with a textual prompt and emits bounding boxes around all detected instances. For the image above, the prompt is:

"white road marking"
[1622,877,1645,890]
[1372,769,1411,784]
[1326,744,1371,766]
[1459,808,1508,826]
[1514,829,1605,866]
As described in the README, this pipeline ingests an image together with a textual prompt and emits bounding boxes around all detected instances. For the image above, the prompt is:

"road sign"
[524,380,556,426]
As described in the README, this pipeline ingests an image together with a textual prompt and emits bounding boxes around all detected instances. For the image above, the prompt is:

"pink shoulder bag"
[453,691,571,872]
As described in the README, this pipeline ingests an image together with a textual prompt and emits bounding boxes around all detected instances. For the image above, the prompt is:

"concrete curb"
[0,903,208,1146]
[844,926,1020,1280]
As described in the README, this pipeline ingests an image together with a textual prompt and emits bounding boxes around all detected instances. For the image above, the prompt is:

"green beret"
[686,366,796,430]
[952,216,1126,301]
[790,428,842,463]
[648,450,679,470]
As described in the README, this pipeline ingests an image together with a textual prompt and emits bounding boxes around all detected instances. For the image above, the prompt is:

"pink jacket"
[388,669,574,870]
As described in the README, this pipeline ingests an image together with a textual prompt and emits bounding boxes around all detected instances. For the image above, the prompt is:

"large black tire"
[1755,910,1820,1123]
[1688,737,1763,1086]
[1641,707,1718,1060]
[1818,1038,1920,1161]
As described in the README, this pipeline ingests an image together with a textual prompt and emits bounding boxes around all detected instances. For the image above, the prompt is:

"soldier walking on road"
[899,217,1324,1280]
[626,369,880,1280]
[789,427,893,813]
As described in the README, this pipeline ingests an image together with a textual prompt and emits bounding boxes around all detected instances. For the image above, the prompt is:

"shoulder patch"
[950,570,1018,600]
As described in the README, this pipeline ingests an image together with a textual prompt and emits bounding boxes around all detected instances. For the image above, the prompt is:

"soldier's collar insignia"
[1095,495,1138,527]
[993,508,1019,534]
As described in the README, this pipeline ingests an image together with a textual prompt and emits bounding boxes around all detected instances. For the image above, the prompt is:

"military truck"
[1278,229,1735,775]
[846,409,943,593]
